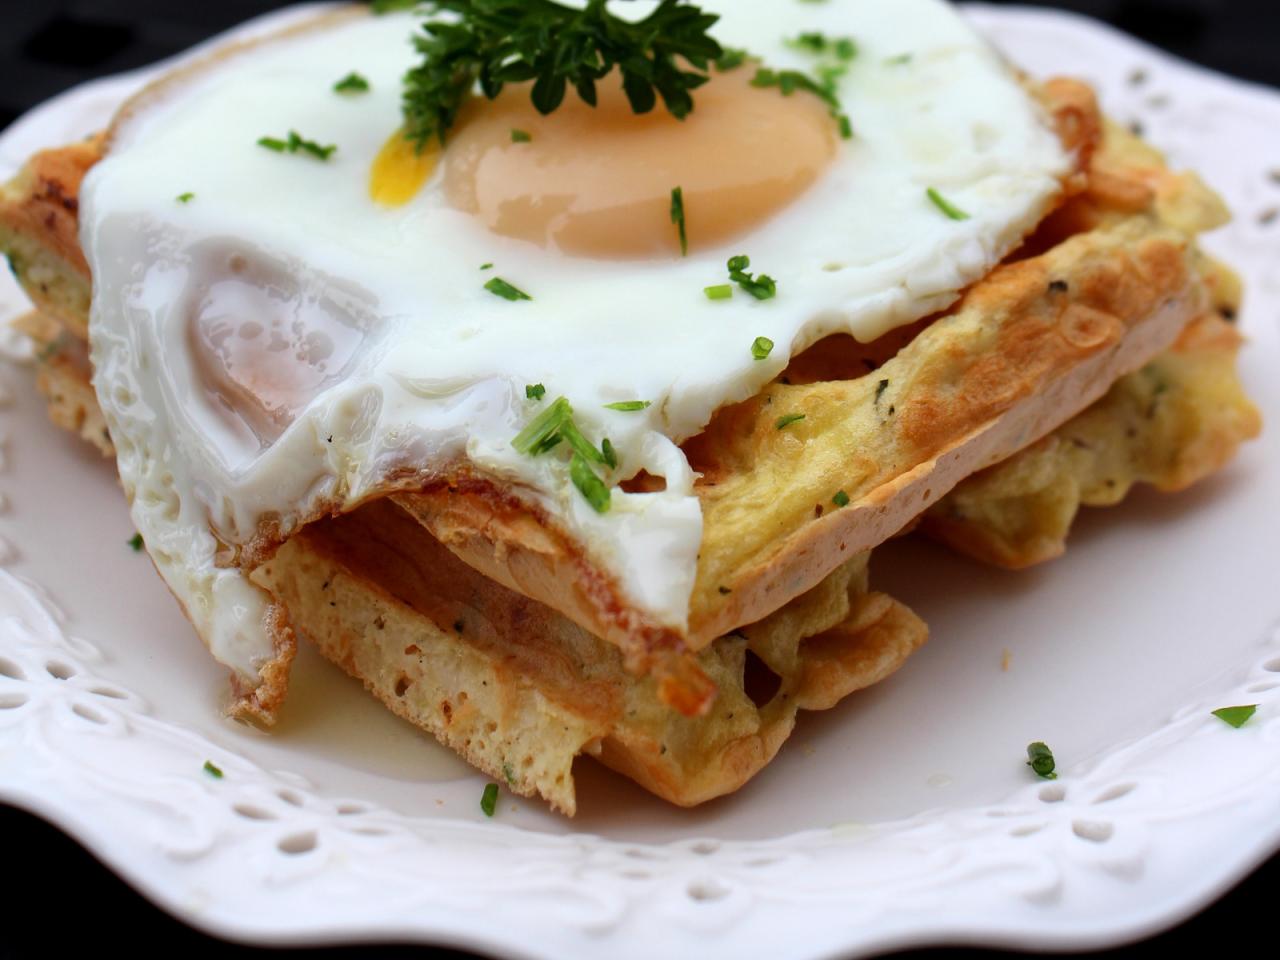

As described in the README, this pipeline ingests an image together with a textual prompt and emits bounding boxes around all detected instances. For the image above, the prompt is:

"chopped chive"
[502,762,516,786]
[202,760,223,779]
[670,186,688,256]
[484,277,532,301]
[512,396,572,455]
[480,262,494,270]
[511,128,532,143]
[480,782,499,816]
[927,187,970,221]
[604,400,651,412]
[601,437,618,469]
[559,418,607,466]
[258,131,337,161]
[127,533,144,552]
[727,255,778,301]
[525,383,546,401]
[1026,741,1057,779]
[570,453,612,513]
[704,284,733,301]
[1212,704,1258,728]
[832,490,850,508]
[775,413,806,430]
[175,192,195,204]
[751,336,774,361]
[333,72,371,94]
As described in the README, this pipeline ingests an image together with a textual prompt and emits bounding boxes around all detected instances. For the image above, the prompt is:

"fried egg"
[81,1,1072,685]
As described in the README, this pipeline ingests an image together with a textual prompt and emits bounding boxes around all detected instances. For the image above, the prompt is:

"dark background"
[1,1,1276,958]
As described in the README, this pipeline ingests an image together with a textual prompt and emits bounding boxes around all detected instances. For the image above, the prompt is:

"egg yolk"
[370,129,439,207]
[428,67,837,259]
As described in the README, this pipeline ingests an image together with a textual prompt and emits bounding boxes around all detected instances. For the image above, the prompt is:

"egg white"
[82,0,1071,682]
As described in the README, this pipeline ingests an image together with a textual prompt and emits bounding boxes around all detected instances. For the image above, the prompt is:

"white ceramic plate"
[2,5,1278,957]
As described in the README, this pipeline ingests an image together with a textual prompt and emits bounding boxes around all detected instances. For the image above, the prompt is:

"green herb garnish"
[775,413,806,430]
[334,72,371,94]
[401,0,726,148]
[704,284,733,301]
[604,400,651,412]
[203,760,224,779]
[512,396,613,510]
[1212,704,1258,728]
[175,192,195,204]
[727,255,777,301]
[127,533,144,552]
[570,453,612,513]
[715,47,750,71]
[927,187,970,221]
[502,762,516,786]
[511,128,532,143]
[885,52,913,66]
[480,782,499,816]
[788,32,857,61]
[372,0,422,12]
[1026,741,1057,779]
[751,336,774,360]
[484,277,532,301]
[480,262,494,270]
[525,383,546,401]
[832,490,850,508]
[601,437,618,469]
[257,130,337,161]
[671,186,688,256]
[513,396,573,455]
[753,30,854,140]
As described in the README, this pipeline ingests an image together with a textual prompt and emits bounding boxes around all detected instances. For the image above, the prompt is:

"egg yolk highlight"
[435,68,838,259]
[370,129,439,207]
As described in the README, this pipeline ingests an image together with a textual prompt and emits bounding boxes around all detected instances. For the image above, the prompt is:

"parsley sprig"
[401,0,725,147]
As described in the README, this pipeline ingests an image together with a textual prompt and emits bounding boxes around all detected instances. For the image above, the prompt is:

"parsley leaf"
[1212,704,1258,728]
[401,0,725,147]
[484,277,532,301]
[832,490,850,508]
[175,192,195,204]
[257,130,337,161]
[334,72,371,94]
[480,782,499,816]
[127,533,144,552]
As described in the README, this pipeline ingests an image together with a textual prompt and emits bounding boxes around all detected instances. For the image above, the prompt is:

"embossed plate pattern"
[1,5,1278,958]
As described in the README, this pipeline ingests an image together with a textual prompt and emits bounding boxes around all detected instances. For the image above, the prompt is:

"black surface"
[1,2,1276,958]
